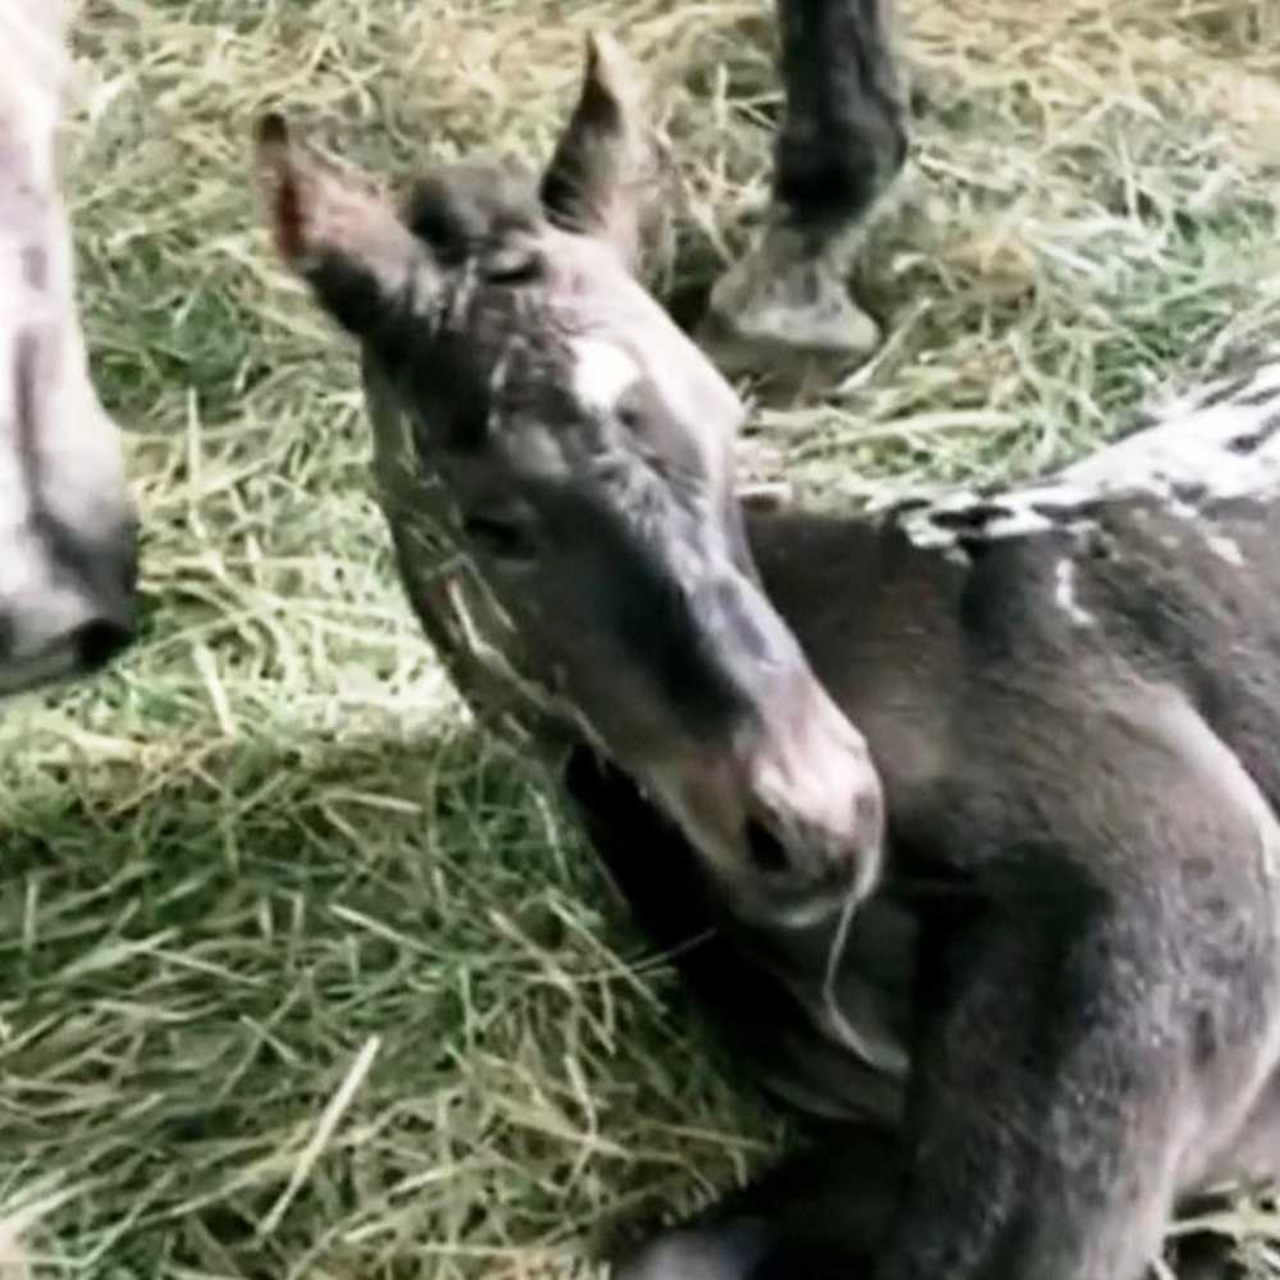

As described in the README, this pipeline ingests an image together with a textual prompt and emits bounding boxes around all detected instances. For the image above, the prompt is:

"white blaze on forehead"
[570,338,642,415]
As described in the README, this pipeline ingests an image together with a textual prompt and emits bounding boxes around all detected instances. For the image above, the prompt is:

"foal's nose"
[732,678,887,913]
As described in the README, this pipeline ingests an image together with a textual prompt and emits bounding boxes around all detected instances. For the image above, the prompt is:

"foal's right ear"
[254,114,434,338]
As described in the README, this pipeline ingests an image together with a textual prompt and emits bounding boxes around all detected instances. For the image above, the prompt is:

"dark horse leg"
[701,0,908,375]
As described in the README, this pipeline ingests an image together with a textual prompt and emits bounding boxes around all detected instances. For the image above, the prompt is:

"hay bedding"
[0,0,1277,1275]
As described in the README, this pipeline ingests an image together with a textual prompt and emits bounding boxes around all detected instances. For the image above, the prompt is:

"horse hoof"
[698,221,881,384]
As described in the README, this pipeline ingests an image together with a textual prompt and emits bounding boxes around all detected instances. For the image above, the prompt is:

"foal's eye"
[461,513,538,564]
[616,402,643,431]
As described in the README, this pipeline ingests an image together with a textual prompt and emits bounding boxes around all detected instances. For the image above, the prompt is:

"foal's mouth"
[640,679,887,930]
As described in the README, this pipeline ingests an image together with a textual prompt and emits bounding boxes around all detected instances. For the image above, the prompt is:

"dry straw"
[0,0,1277,1275]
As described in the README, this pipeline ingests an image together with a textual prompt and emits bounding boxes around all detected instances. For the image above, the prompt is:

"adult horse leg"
[701,0,908,377]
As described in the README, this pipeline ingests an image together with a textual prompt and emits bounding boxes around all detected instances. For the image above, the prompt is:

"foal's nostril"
[73,617,133,672]
[745,817,790,873]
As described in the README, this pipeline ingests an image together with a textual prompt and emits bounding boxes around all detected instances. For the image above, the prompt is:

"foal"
[258,35,1280,1280]
[0,0,137,696]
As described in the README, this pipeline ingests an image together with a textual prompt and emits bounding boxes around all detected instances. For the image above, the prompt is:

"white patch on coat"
[1054,558,1097,627]
[896,354,1280,554]
[1204,532,1245,567]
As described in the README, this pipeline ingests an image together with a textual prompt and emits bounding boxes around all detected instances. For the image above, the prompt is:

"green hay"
[0,0,1278,1274]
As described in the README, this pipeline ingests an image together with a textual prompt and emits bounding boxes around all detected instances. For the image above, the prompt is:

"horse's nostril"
[73,618,132,671]
[745,817,790,873]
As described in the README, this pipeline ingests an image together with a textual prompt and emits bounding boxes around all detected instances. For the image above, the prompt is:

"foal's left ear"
[540,33,653,272]
[254,113,435,339]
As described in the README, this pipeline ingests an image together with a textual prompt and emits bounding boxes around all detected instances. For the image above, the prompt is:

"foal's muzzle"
[653,673,887,928]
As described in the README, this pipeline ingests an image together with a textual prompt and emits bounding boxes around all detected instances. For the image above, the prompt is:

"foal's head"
[257,37,884,924]
[0,0,137,696]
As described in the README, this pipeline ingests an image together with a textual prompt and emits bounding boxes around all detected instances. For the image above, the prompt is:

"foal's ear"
[540,33,653,271]
[254,114,433,338]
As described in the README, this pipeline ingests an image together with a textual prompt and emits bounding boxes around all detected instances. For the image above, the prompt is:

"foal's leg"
[856,702,1280,1280]
[873,912,1200,1280]
[702,0,908,375]
[613,911,1252,1280]
[614,1124,900,1280]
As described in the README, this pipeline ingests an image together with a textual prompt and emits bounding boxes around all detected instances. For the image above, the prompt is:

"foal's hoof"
[698,221,881,385]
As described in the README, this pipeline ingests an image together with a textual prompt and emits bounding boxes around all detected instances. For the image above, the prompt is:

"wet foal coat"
[260,32,1280,1280]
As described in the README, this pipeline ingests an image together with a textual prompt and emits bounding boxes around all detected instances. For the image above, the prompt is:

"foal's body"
[373,318,1280,1273]
[559,368,1280,1276]
[259,33,1280,1279]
